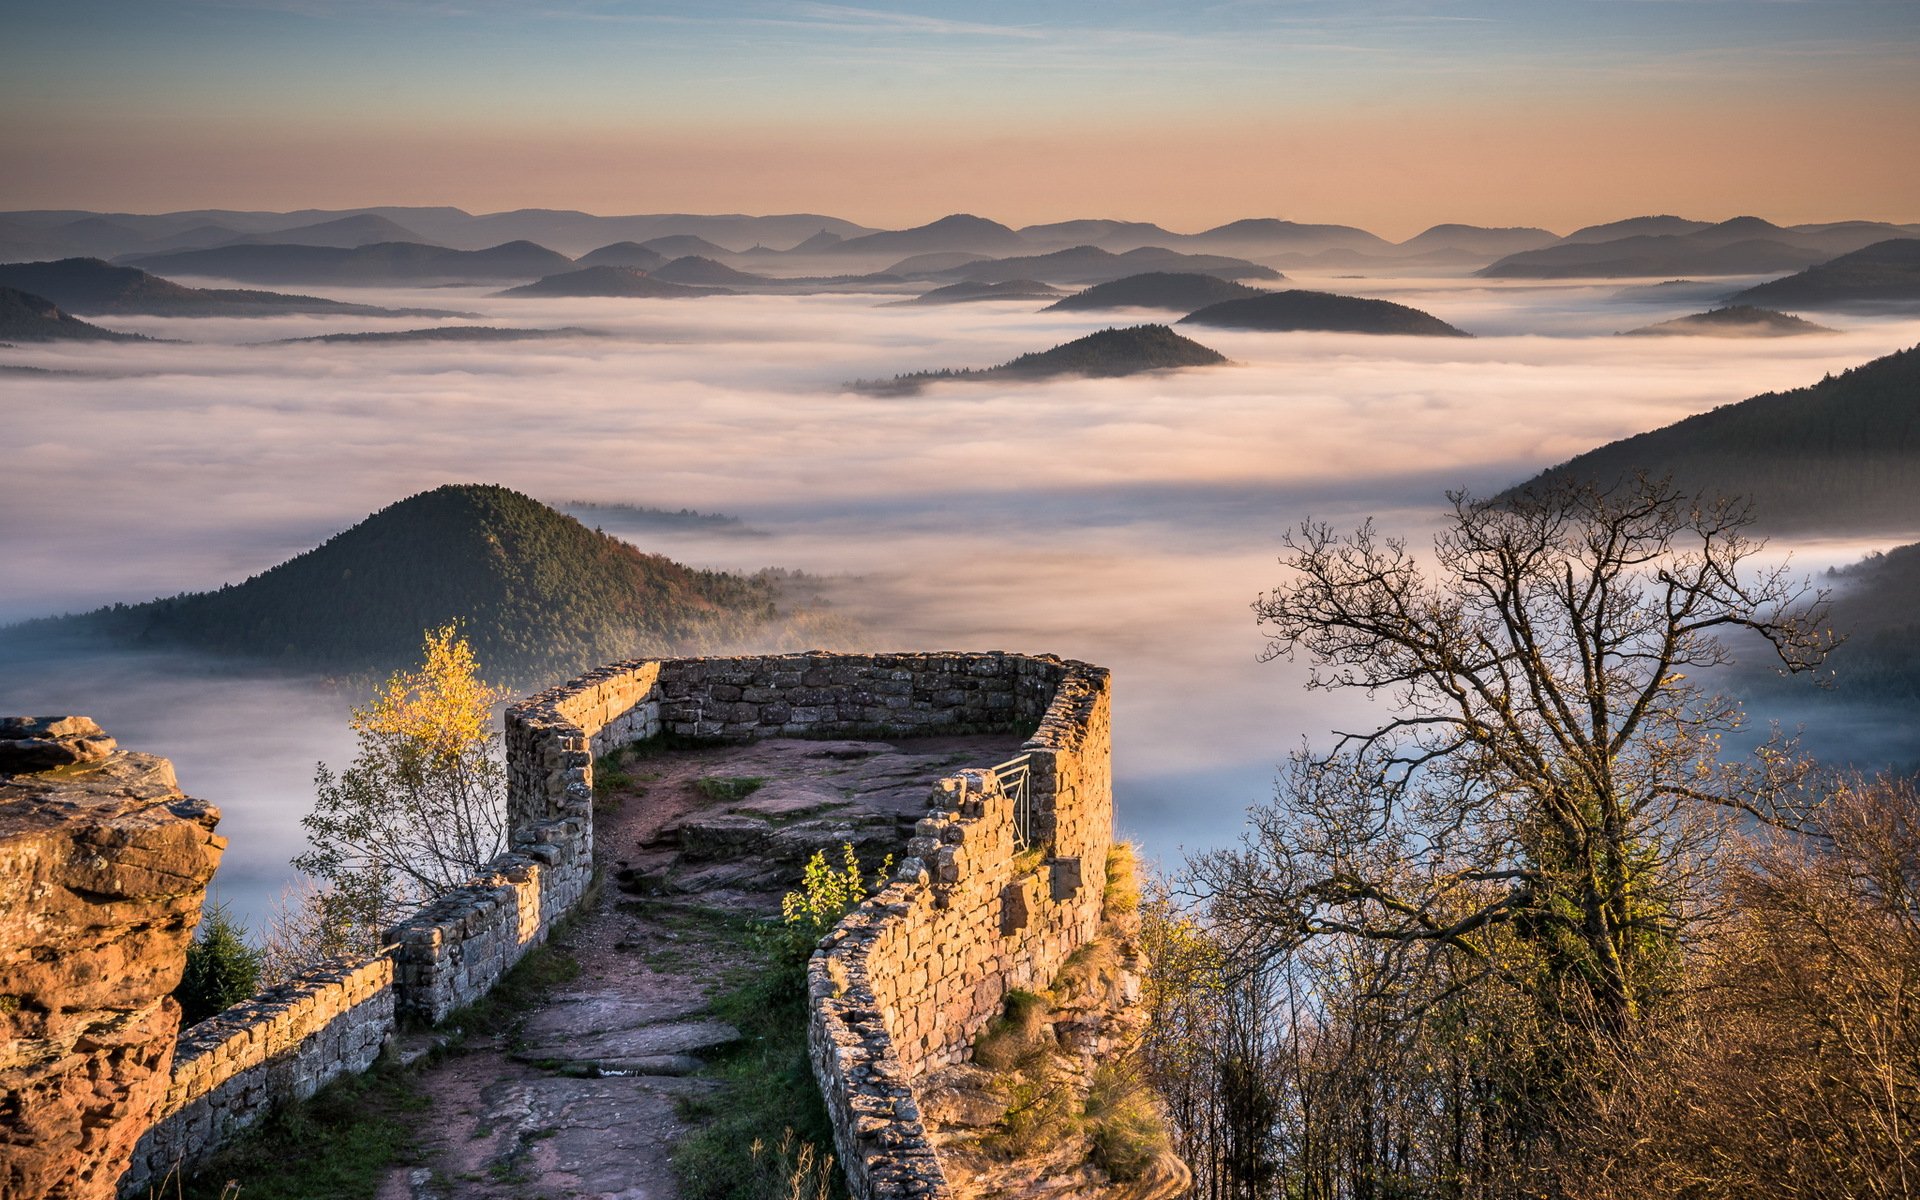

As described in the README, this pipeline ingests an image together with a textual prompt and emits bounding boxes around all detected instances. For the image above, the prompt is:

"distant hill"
[883,252,991,276]
[1187,219,1391,256]
[895,279,1065,306]
[1016,220,1181,252]
[0,286,146,341]
[496,266,724,299]
[852,324,1226,394]
[1509,344,1920,533]
[1481,235,1826,279]
[22,485,779,683]
[0,259,460,318]
[650,255,771,286]
[1730,239,1920,309]
[1619,306,1836,337]
[225,214,429,248]
[1179,290,1469,336]
[123,240,574,285]
[1807,542,1920,700]
[829,214,1030,258]
[789,230,845,253]
[269,326,590,346]
[1046,272,1266,312]
[932,245,1278,286]
[573,242,670,271]
[1482,218,1918,279]
[1559,216,1716,244]
[1395,224,1558,257]
[640,234,739,258]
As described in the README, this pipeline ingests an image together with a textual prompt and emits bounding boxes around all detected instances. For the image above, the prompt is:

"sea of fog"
[4,274,1920,929]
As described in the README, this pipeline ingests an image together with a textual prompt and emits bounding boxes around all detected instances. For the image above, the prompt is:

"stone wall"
[0,723,225,1200]
[806,661,1115,1200]
[86,650,1099,1198]
[120,956,393,1195]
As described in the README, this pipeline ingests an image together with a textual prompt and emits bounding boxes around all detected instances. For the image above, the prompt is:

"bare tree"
[1199,476,1833,1032]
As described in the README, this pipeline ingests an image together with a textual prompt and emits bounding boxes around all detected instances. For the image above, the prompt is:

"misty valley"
[5,208,1920,930]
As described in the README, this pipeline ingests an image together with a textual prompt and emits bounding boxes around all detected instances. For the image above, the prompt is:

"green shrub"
[771,844,890,963]
[176,904,262,1025]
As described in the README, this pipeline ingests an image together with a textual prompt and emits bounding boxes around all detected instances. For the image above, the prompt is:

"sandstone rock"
[0,737,223,1200]
[0,716,118,774]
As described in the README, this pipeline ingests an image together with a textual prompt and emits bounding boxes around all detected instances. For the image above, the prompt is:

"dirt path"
[380,734,1022,1200]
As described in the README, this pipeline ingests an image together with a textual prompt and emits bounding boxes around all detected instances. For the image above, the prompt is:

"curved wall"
[118,650,1108,1199]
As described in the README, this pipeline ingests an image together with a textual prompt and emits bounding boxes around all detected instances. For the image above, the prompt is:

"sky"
[3,0,1917,236]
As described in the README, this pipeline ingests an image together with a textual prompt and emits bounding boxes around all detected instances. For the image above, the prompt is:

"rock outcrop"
[0,720,224,1200]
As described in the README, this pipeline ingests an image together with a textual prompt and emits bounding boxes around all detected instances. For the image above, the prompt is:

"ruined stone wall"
[0,724,224,1200]
[120,957,393,1194]
[806,662,1114,1200]
[94,651,1097,1197]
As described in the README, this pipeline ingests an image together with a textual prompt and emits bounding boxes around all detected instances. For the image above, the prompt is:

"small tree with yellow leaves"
[292,625,508,956]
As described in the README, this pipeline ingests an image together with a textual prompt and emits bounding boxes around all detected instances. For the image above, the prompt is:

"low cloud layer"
[4,274,1918,925]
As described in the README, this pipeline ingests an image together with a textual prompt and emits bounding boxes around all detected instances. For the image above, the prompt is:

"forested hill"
[852,324,1226,393]
[1510,345,1920,533]
[1811,541,1920,700]
[25,485,778,683]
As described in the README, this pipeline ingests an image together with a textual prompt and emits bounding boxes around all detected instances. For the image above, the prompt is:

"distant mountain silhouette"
[20,484,779,683]
[1560,216,1717,244]
[1730,239,1920,308]
[496,265,725,298]
[1046,272,1267,312]
[1188,219,1391,255]
[0,258,460,317]
[1508,344,1920,533]
[1395,224,1558,256]
[1619,306,1836,337]
[896,279,1065,306]
[575,242,671,270]
[269,326,591,346]
[649,255,771,286]
[1179,290,1469,336]
[123,240,574,285]
[829,214,1030,258]
[1481,236,1826,279]
[1016,220,1182,252]
[851,324,1226,394]
[1483,218,1919,279]
[639,234,739,258]
[789,230,846,253]
[224,214,429,248]
[0,286,146,341]
[931,245,1278,286]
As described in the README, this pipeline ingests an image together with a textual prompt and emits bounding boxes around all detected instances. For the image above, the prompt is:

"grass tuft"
[695,775,768,802]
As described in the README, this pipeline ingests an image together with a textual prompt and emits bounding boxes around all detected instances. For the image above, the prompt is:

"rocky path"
[379,734,1022,1200]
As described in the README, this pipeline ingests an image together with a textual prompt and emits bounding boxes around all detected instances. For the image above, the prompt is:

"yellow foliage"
[353,624,504,762]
